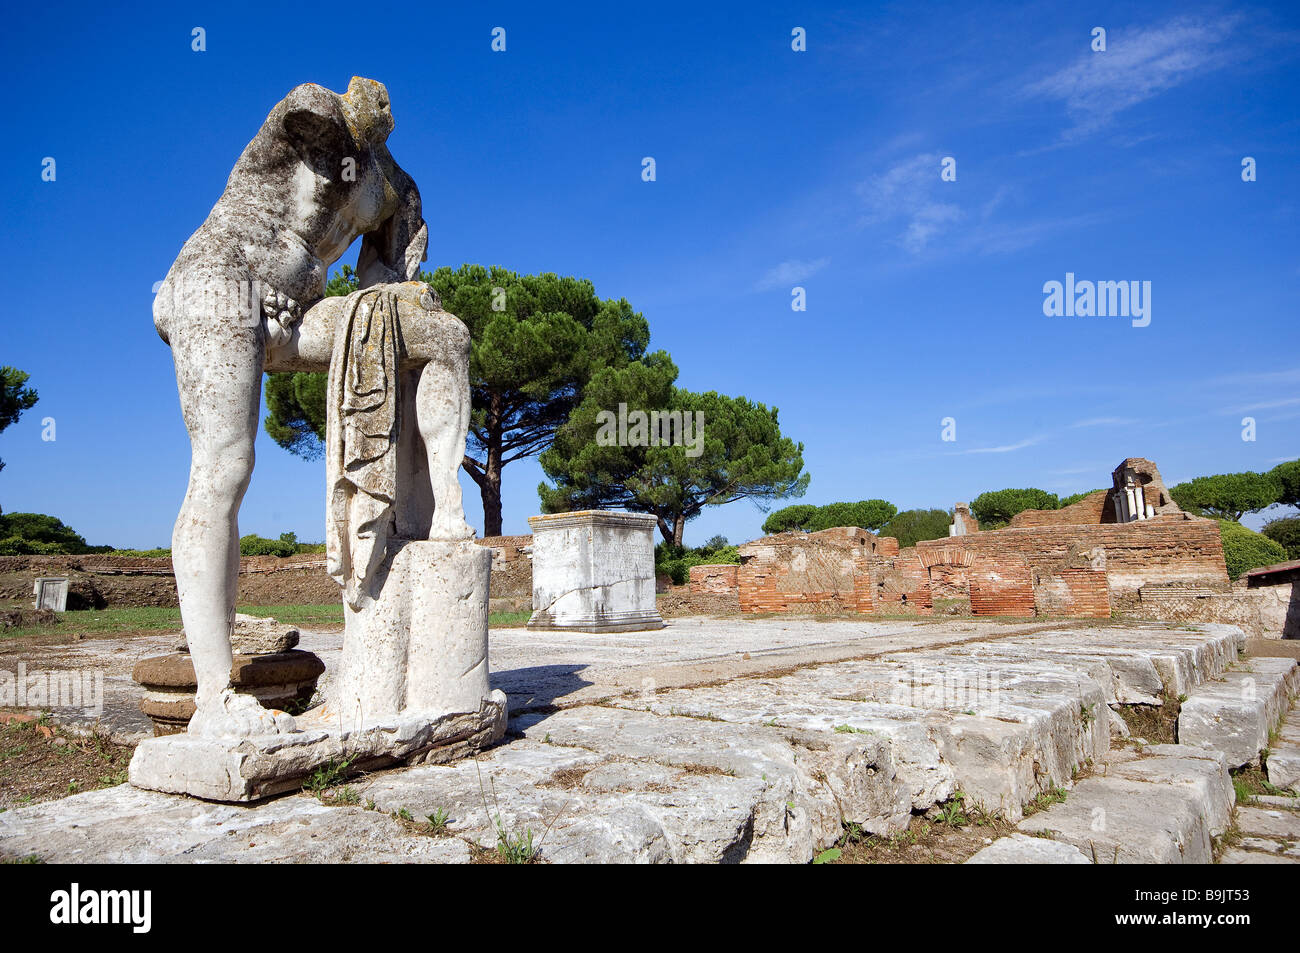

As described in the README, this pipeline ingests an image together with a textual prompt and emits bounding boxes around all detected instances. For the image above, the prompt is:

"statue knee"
[187,443,255,510]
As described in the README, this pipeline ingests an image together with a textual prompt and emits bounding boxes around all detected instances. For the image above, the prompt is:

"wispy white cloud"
[1070,416,1138,428]
[954,436,1044,455]
[755,257,829,291]
[856,152,960,253]
[1025,15,1244,142]
[1229,397,1300,414]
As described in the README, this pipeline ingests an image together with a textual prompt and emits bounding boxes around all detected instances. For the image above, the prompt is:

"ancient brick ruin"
[736,458,1231,620]
[688,564,738,595]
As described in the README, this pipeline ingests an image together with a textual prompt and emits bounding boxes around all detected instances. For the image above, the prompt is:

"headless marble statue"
[151,78,473,741]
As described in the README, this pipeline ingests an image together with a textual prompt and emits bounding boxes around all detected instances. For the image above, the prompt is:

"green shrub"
[0,512,96,554]
[1218,520,1288,578]
[762,504,818,535]
[655,542,740,586]
[1261,517,1300,561]
[238,533,298,558]
[1059,489,1104,508]
[878,508,951,548]
[970,489,1058,528]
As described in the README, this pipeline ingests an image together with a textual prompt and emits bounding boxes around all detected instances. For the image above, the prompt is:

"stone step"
[1219,803,1300,864]
[0,784,472,863]
[967,833,1089,864]
[1016,745,1234,863]
[1178,656,1299,767]
[509,705,916,858]
[610,652,1111,821]
[1264,700,1300,791]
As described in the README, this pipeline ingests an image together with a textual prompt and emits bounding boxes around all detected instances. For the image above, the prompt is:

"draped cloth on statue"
[326,289,402,607]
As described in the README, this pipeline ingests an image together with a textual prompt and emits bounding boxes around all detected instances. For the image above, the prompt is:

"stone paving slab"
[1219,848,1298,864]
[1016,745,1234,864]
[1178,656,1298,767]
[966,833,1090,864]
[0,783,469,863]
[0,620,1258,864]
[1235,805,1300,840]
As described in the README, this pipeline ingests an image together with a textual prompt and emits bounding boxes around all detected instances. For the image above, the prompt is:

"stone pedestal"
[33,576,69,612]
[333,539,498,725]
[129,539,507,802]
[527,511,665,632]
[133,650,325,736]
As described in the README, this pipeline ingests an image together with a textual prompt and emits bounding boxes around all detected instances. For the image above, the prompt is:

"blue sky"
[2,1,1298,548]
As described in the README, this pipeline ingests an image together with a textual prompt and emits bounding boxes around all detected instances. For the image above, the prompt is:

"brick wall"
[866,549,933,614]
[916,516,1227,596]
[967,553,1036,616]
[738,533,866,613]
[1033,568,1110,618]
[1010,490,1108,528]
[689,564,739,595]
[474,535,533,563]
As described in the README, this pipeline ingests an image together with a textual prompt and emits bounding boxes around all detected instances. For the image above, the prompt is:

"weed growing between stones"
[1232,764,1296,804]
[472,757,566,864]
[825,790,1022,864]
[1115,691,1182,745]
[303,756,356,797]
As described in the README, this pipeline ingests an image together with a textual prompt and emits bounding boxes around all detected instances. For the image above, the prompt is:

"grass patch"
[825,792,1019,864]
[1232,764,1296,803]
[302,756,357,797]
[1116,692,1182,745]
[2,603,535,641]
[1023,787,1068,816]
[488,610,531,627]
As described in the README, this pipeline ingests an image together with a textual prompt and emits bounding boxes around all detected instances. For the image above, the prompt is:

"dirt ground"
[657,588,739,617]
[0,712,133,811]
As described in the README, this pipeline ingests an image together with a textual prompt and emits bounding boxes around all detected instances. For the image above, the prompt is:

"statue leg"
[168,305,294,737]
[416,358,473,540]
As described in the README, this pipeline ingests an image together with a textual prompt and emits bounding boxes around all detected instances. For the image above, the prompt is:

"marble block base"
[129,537,507,802]
[527,510,665,633]
[128,692,507,802]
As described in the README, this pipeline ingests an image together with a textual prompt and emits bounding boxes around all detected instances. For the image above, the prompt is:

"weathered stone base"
[128,690,507,802]
[527,608,665,633]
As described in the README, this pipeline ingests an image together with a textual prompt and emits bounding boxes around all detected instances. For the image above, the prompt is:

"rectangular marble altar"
[527,510,665,632]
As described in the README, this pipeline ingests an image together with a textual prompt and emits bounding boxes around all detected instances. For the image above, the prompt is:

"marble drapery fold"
[327,288,402,607]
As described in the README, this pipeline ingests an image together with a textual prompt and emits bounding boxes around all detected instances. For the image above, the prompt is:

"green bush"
[1261,517,1300,561]
[1170,472,1281,521]
[238,533,298,558]
[878,508,951,548]
[970,489,1058,528]
[1218,520,1287,578]
[655,542,740,586]
[762,504,818,535]
[1059,489,1104,508]
[0,512,100,555]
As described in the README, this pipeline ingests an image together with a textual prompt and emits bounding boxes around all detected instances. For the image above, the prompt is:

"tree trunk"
[480,394,504,537]
[672,514,686,547]
[656,516,672,544]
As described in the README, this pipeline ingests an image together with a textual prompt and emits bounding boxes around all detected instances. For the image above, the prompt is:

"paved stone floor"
[1,618,1296,863]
